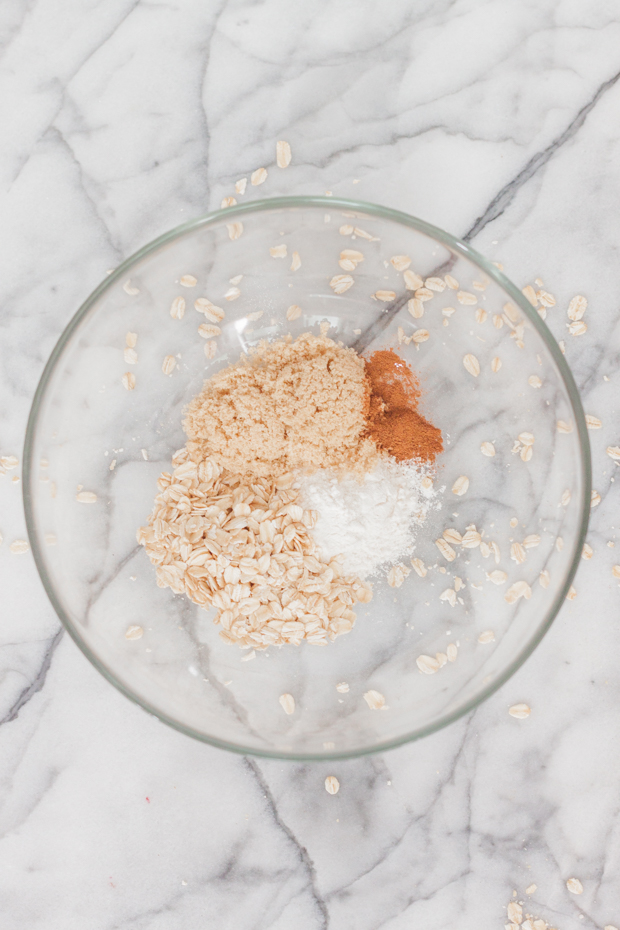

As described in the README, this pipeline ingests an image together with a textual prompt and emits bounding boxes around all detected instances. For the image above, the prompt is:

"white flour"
[297,458,439,579]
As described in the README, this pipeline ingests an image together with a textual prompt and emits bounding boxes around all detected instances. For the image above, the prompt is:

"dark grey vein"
[245,758,329,929]
[463,64,620,241]
[0,626,63,726]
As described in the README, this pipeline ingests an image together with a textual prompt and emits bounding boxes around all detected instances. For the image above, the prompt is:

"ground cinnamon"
[364,349,443,463]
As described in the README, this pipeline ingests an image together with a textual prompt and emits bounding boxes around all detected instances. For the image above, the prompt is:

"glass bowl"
[23,197,590,760]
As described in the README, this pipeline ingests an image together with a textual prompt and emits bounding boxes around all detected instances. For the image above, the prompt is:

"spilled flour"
[297,458,438,579]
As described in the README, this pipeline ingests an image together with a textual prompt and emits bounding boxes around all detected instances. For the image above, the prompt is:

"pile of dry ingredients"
[138,334,443,648]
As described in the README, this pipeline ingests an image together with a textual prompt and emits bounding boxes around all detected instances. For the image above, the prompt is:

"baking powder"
[297,458,438,579]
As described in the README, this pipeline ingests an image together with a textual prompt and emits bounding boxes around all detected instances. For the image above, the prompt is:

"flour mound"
[297,458,438,579]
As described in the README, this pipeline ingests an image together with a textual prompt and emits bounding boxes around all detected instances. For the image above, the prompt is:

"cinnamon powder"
[364,349,443,463]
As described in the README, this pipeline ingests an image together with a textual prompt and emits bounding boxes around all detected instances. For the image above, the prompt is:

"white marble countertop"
[2,3,620,928]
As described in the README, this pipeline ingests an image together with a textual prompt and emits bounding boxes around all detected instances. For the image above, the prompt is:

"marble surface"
[1,2,620,927]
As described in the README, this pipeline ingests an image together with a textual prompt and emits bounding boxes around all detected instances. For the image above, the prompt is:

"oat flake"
[364,690,386,710]
[325,776,340,795]
[279,693,295,715]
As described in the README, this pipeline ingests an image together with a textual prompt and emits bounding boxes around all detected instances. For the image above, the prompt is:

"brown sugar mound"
[184,333,377,477]
[364,349,443,463]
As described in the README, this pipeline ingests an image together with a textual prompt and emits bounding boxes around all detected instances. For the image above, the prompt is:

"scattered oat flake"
[227,222,243,240]
[414,287,434,302]
[539,569,550,588]
[528,375,542,388]
[123,280,139,296]
[522,284,538,307]
[180,275,197,287]
[440,588,457,607]
[325,776,340,795]
[411,329,429,344]
[566,878,583,895]
[390,255,410,271]
[410,557,427,577]
[241,650,256,662]
[436,538,456,562]
[509,703,530,719]
[478,630,495,644]
[566,585,577,600]
[447,643,458,662]
[276,140,292,168]
[452,475,469,496]
[493,314,504,329]
[487,570,507,585]
[417,654,440,675]
[568,320,587,336]
[235,178,247,195]
[221,196,237,208]
[557,420,573,434]
[125,625,143,640]
[507,902,523,924]
[76,490,97,503]
[374,290,396,302]
[568,295,587,321]
[122,372,136,391]
[170,296,186,320]
[404,270,423,290]
[10,539,29,554]
[1,455,18,469]
[251,167,267,186]
[162,355,177,376]
[407,299,424,319]
[225,287,241,301]
[124,347,137,364]
[198,324,221,340]
[505,581,532,604]
[443,528,462,545]
[330,274,354,294]
[523,535,540,549]
[491,356,502,373]
[481,442,495,457]
[126,332,137,348]
[463,354,480,377]
[457,290,477,305]
[336,682,349,693]
[475,307,487,324]
[511,542,526,564]
[585,415,602,429]
[270,244,287,258]
[388,564,410,588]
[525,884,537,895]
[290,251,301,271]
[582,543,593,560]
[339,224,354,236]
[286,305,302,321]
[364,690,386,710]
[444,274,459,289]
[279,693,295,715]
[194,299,225,322]
[353,226,377,241]
[204,341,217,360]
[462,530,481,548]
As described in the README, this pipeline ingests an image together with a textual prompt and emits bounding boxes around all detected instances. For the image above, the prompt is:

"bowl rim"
[22,195,591,761]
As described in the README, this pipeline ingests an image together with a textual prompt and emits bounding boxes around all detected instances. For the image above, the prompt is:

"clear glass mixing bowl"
[23,197,590,759]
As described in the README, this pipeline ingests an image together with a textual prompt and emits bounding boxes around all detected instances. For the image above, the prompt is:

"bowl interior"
[24,198,589,758]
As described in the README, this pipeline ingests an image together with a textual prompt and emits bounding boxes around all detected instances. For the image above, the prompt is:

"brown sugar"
[183,333,377,477]
[364,349,443,463]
